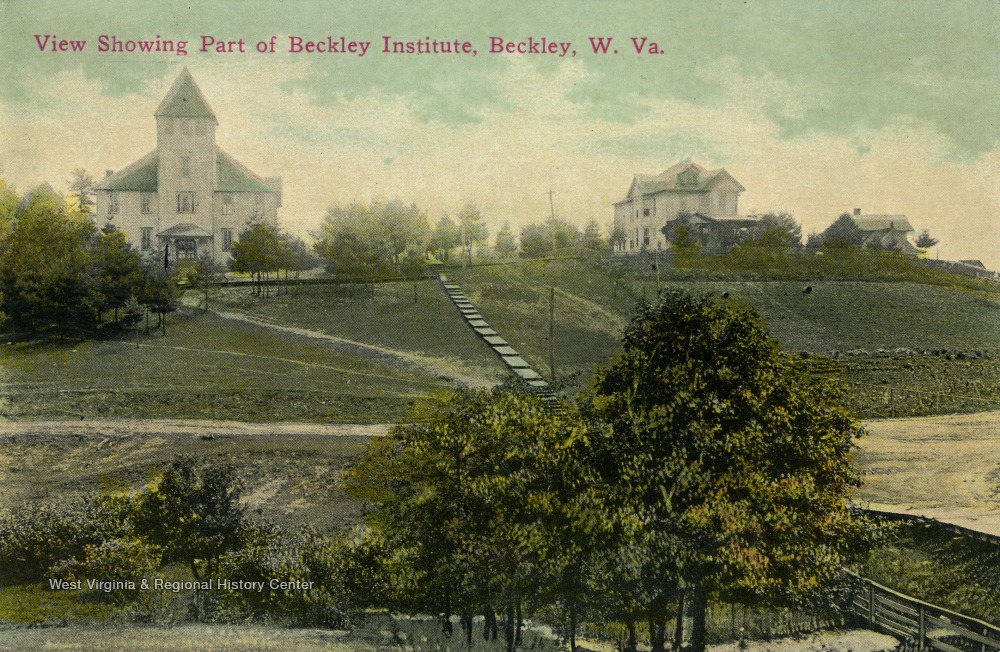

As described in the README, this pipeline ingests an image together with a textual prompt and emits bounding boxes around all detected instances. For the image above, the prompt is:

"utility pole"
[546,188,556,253]
[549,287,556,383]
[460,217,467,268]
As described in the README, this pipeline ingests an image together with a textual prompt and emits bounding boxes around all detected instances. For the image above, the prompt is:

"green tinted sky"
[1,0,997,265]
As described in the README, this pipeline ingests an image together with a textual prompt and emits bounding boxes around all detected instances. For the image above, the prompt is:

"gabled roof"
[852,215,914,233]
[155,68,218,123]
[622,161,745,200]
[216,149,277,193]
[95,149,281,195]
[158,223,212,238]
[96,151,158,191]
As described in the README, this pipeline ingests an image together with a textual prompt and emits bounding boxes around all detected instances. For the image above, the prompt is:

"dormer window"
[678,167,699,186]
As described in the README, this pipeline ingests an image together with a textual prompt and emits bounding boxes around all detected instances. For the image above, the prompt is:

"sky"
[1,0,998,268]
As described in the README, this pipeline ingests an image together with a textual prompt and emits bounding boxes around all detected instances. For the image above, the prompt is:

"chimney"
[853,208,861,215]
[105,170,114,178]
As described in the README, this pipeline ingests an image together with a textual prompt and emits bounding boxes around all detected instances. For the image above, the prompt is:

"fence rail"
[859,506,1000,548]
[847,571,1000,651]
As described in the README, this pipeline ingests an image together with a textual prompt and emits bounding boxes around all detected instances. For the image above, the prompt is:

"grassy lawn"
[447,259,1000,417]
[0,308,457,423]
[209,279,505,385]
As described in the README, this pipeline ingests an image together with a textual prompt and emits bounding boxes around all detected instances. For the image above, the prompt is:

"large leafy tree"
[821,213,864,249]
[136,458,252,619]
[742,212,803,249]
[587,290,864,652]
[314,199,429,278]
[230,221,280,295]
[430,214,461,261]
[493,222,518,259]
[0,185,103,333]
[519,218,581,258]
[344,389,596,651]
[92,225,143,321]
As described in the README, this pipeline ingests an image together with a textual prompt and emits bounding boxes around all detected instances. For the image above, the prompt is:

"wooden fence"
[847,571,1000,651]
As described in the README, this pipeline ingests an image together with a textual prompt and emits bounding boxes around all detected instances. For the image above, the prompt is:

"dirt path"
[0,418,390,438]
[858,410,1000,537]
[211,309,496,388]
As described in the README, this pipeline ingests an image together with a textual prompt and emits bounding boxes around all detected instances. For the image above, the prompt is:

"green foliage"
[0,185,102,333]
[54,537,162,605]
[820,213,864,249]
[494,222,518,258]
[915,229,939,249]
[230,221,280,294]
[741,212,802,250]
[586,289,865,650]
[314,199,430,278]
[582,219,607,252]
[136,459,251,582]
[68,168,95,215]
[430,214,461,260]
[0,184,146,337]
[858,521,1000,624]
[344,388,597,638]
[93,225,144,317]
[0,501,98,584]
[520,218,581,257]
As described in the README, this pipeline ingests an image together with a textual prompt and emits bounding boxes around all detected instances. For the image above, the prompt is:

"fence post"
[869,583,876,626]
[917,604,925,651]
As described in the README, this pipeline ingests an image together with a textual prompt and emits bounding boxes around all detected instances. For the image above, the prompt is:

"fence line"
[846,571,1000,651]
[860,506,1000,548]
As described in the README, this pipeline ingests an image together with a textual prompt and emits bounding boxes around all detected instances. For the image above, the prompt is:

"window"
[177,192,195,213]
[140,192,153,214]
[643,208,650,217]
[108,192,119,215]
[221,193,234,215]
[222,228,233,252]
[176,238,197,259]
[141,227,152,251]
[643,227,650,246]
[181,157,190,178]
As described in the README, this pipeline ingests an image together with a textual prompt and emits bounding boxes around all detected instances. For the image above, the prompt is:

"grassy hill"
[1,280,505,423]
[447,259,1000,418]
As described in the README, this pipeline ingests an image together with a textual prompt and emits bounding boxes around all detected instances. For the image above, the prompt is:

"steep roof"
[623,161,745,200]
[95,149,280,195]
[852,215,914,233]
[155,68,218,123]
[96,151,158,191]
[216,150,277,193]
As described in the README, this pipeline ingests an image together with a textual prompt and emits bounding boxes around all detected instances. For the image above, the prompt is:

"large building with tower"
[95,69,281,265]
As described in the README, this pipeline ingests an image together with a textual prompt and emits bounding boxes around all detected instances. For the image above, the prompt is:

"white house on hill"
[613,160,747,252]
[848,208,917,253]
[95,69,281,265]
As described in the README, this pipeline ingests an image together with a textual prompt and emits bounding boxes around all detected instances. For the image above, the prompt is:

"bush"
[0,502,98,584]
[51,537,161,605]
